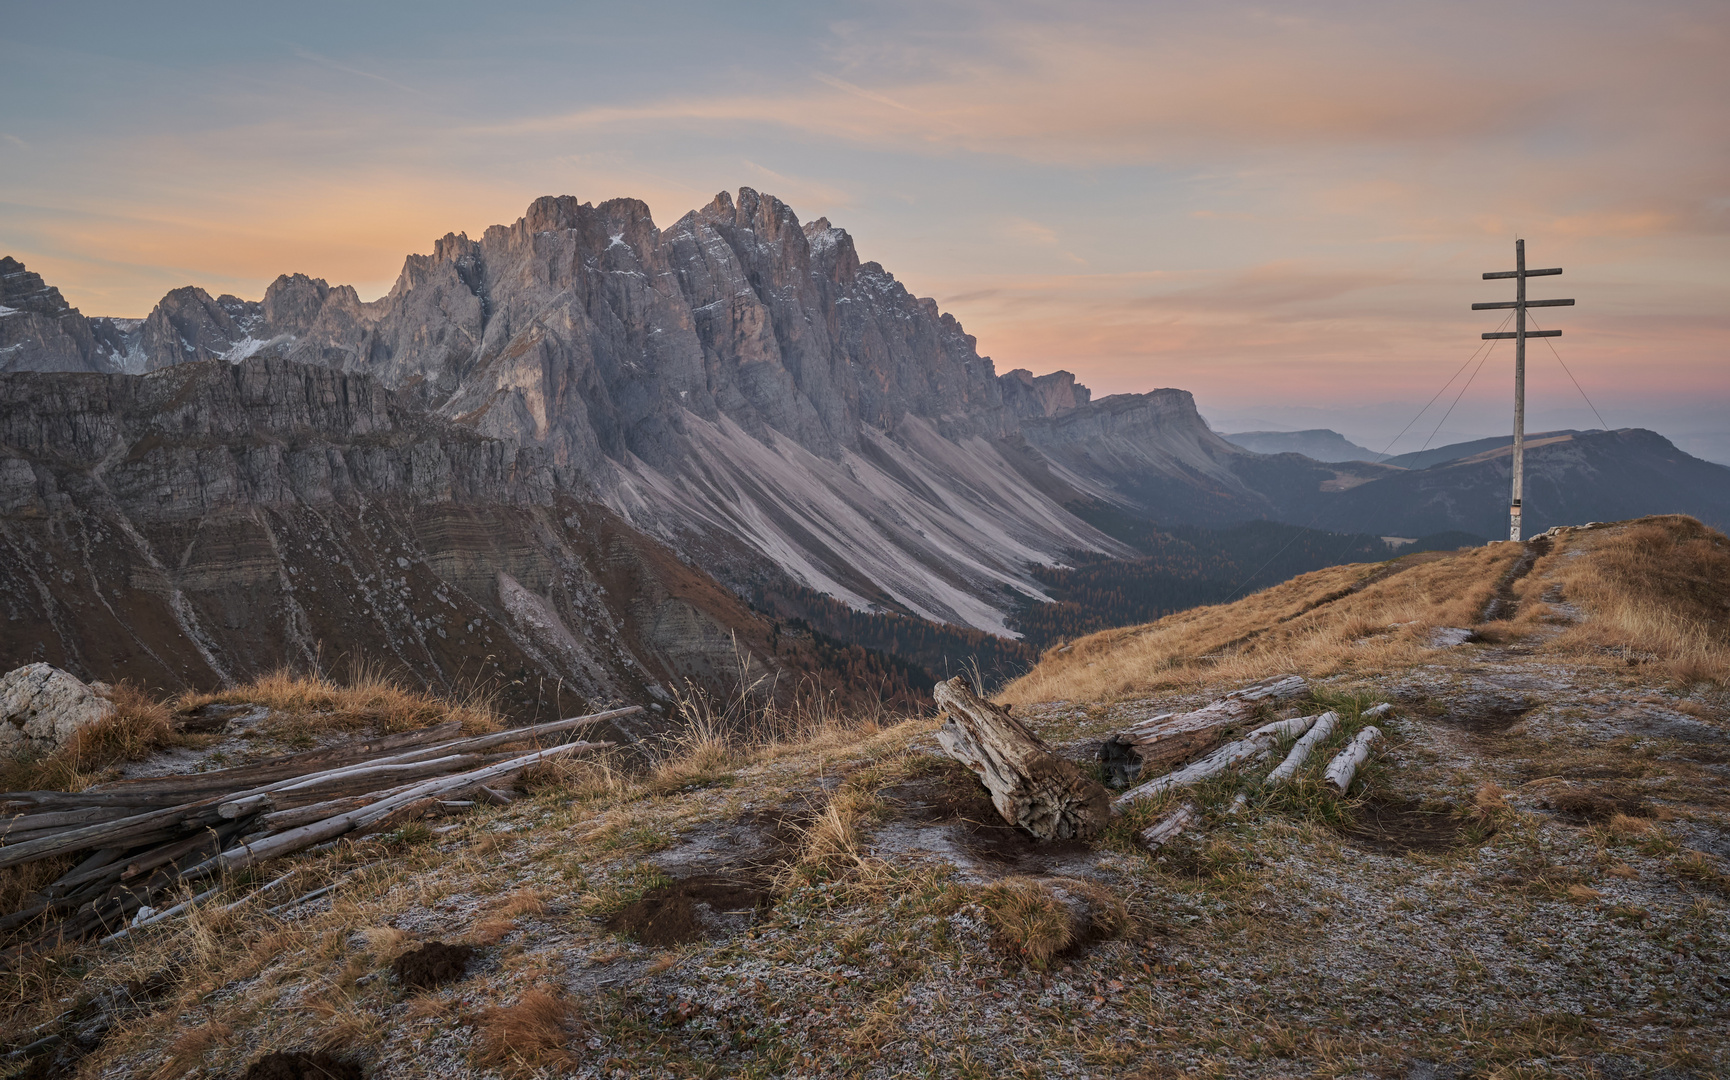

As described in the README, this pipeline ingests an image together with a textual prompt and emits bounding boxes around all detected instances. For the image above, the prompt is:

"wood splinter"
[1115,713,1321,806]
[1140,802,1199,848]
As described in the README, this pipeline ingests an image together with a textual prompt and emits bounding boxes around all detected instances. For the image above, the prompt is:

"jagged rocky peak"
[0,255,119,374]
[139,285,246,369]
[262,272,336,334]
[1001,368,1092,418]
[0,256,75,318]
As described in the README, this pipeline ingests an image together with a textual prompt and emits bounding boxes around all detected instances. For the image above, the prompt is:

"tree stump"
[1097,674,1307,785]
[932,678,1112,841]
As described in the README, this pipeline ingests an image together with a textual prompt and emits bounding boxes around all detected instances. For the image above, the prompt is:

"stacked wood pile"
[932,675,1389,850]
[0,707,633,964]
[1097,674,1307,785]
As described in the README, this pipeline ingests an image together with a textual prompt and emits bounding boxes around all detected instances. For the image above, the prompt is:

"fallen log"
[183,740,612,877]
[2,806,140,838]
[1264,711,1339,785]
[258,785,416,831]
[1098,675,1307,785]
[1115,713,1320,806]
[1140,802,1199,848]
[932,677,1112,841]
[1323,726,1382,793]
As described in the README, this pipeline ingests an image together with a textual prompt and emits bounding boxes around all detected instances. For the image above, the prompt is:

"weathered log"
[72,723,469,798]
[1323,726,1382,793]
[0,797,221,870]
[1098,675,1307,785]
[1264,711,1340,784]
[1362,702,1393,719]
[183,740,611,877]
[217,794,273,819]
[122,821,247,880]
[1115,713,1320,806]
[1,806,139,839]
[258,784,416,831]
[932,677,1112,841]
[386,707,639,762]
[1140,802,1199,848]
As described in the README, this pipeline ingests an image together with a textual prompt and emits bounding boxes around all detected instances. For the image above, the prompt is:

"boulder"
[0,663,115,755]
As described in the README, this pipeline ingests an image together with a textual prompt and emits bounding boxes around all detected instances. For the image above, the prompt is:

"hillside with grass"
[2,516,1726,1079]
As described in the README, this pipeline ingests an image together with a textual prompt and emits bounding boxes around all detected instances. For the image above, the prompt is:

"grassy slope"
[3,516,1728,1079]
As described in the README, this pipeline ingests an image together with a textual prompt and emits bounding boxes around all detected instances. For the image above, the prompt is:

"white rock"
[0,663,116,755]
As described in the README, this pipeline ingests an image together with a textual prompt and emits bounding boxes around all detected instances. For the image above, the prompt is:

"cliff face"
[0,358,829,720]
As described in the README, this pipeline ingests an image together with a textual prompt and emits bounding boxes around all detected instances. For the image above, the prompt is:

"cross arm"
[1471,299,1575,310]
[1484,268,1563,279]
[1482,330,1562,339]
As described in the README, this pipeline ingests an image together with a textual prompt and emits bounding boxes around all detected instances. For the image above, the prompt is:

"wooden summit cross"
[1474,239,1574,542]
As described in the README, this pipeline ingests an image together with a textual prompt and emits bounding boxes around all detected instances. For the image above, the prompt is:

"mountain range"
[1220,428,1379,462]
[5,190,1728,706]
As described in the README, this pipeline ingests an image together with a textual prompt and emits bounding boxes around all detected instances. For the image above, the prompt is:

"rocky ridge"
[0,357,872,716]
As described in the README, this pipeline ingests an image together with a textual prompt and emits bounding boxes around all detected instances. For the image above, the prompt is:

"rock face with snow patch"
[0,662,115,754]
[0,257,125,374]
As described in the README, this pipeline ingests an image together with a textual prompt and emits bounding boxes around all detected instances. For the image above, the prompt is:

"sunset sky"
[3,1,1726,460]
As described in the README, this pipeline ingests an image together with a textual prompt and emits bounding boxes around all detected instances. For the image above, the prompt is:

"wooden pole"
[1476,242,1572,543]
[1512,238,1526,542]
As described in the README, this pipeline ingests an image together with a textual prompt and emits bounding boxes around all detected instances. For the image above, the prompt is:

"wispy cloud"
[288,46,424,97]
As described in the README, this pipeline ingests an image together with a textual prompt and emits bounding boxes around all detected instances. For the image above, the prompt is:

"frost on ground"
[10,648,1722,1080]
[5,521,1727,1080]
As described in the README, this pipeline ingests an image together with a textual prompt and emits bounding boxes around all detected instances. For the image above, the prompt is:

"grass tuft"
[474,988,583,1076]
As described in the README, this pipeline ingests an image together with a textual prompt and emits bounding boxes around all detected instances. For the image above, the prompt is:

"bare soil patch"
[1542,786,1651,823]
[391,942,474,991]
[882,763,1094,874]
[1338,798,1480,854]
[1480,535,1551,622]
[1440,692,1536,734]
[604,875,774,947]
[240,1051,363,1080]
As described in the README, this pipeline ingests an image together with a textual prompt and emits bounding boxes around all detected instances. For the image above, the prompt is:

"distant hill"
[1222,428,1378,462]
[1241,428,1730,538]
[1381,430,1591,471]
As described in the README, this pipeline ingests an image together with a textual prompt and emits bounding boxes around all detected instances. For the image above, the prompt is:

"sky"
[3,0,1726,461]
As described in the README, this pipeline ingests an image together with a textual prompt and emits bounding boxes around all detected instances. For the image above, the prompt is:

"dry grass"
[0,681,178,793]
[176,662,503,739]
[977,877,1075,968]
[1002,516,1730,704]
[1541,515,1730,683]
[473,988,582,1076]
[1003,543,1515,704]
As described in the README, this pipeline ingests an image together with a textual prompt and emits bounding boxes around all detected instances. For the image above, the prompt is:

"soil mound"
[605,876,772,947]
[1339,798,1480,854]
[240,1051,362,1080]
[391,942,474,990]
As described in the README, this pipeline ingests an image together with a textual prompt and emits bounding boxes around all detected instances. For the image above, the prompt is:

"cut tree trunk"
[1098,675,1307,785]
[1264,711,1339,784]
[932,677,1112,841]
[1115,713,1320,806]
[1323,726,1382,793]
